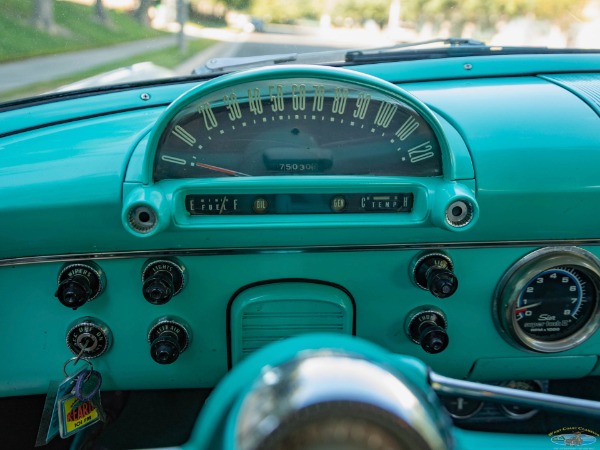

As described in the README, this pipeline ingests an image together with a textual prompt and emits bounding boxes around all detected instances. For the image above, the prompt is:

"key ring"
[75,369,102,402]
[63,345,93,377]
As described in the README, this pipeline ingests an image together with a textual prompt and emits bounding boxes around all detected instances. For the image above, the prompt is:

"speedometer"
[495,247,600,353]
[152,66,444,180]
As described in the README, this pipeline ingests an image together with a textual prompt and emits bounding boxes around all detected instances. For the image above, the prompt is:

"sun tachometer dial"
[495,247,600,353]
[153,69,443,180]
[515,267,594,341]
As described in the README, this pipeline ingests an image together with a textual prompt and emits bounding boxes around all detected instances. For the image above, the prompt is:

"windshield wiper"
[191,39,478,75]
[192,49,349,76]
[345,38,600,63]
[192,37,600,75]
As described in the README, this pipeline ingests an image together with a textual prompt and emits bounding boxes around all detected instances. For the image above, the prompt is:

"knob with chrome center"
[141,259,186,305]
[406,308,449,354]
[55,262,106,310]
[148,317,191,364]
[413,253,458,299]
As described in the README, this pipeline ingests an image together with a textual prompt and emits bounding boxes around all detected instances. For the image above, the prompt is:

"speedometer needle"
[515,302,542,314]
[195,162,250,177]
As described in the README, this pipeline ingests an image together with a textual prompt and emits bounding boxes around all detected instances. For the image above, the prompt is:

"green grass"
[0,0,165,62]
[0,38,216,102]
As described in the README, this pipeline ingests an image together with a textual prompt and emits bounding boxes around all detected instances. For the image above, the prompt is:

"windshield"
[2,0,599,104]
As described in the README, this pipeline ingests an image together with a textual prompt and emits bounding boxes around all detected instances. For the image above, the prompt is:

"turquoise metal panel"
[356,54,600,83]
[452,429,562,450]
[468,355,598,381]
[3,246,600,396]
[229,281,354,364]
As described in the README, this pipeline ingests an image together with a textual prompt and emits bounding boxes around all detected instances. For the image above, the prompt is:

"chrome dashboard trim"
[3,239,600,267]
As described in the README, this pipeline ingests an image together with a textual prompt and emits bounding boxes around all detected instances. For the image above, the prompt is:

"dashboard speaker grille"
[541,73,600,113]
[229,282,354,365]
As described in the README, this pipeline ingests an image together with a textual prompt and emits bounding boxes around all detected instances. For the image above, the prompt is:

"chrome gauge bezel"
[495,247,600,353]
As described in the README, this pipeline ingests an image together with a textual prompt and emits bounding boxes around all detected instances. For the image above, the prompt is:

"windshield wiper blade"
[193,49,349,75]
[345,37,485,61]
[346,38,600,63]
[195,53,298,75]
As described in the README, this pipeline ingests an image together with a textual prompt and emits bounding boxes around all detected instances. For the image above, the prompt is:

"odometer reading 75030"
[153,76,443,180]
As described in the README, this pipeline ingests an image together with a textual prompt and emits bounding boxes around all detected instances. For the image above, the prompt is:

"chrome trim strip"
[430,372,600,418]
[2,239,600,267]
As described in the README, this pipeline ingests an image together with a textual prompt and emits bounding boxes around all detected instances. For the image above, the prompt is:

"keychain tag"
[57,393,100,438]
[35,364,88,446]
[57,369,105,438]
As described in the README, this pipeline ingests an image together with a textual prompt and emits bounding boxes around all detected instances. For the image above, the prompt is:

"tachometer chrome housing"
[495,247,600,353]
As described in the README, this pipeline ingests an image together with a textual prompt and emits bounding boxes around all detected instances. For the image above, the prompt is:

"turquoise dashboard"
[1,55,600,449]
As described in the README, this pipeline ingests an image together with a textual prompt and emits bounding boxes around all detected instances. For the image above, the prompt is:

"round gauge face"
[153,76,443,180]
[500,380,542,419]
[439,395,483,419]
[514,267,596,341]
[496,248,600,353]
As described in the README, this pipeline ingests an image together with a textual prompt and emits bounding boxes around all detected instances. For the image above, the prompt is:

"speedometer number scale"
[496,248,600,353]
[154,73,443,180]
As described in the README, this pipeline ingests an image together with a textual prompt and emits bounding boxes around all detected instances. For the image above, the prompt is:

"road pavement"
[0,36,175,92]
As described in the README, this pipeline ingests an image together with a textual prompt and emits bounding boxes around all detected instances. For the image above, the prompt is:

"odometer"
[152,67,444,180]
[496,247,600,353]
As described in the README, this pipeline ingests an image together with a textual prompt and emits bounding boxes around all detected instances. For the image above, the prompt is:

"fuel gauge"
[186,195,242,215]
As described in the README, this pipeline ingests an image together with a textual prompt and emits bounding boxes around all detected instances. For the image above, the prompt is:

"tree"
[32,0,55,32]
[400,0,588,40]
[95,0,112,26]
[135,0,154,26]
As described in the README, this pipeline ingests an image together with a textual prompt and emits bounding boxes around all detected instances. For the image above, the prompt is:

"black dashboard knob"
[418,323,449,354]
[148,317,191,365]
[150,333,181,364]
[406,308,449,354]
[141,259,186,305]
[413,253,458,298]
[55,262,105,310]
[143,274,174,305]
[56,278,92,309]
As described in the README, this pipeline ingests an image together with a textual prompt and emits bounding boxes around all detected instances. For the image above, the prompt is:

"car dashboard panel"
[1,57,600,449]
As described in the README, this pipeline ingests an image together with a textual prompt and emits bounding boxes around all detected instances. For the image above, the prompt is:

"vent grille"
[541,73,600,114]
[240,306,347,355]
[230,283,354,364]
